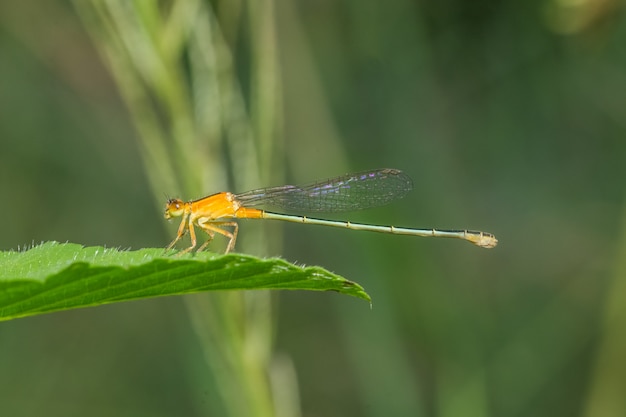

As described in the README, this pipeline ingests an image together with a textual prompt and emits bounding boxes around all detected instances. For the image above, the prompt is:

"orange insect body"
[165,192,263,254]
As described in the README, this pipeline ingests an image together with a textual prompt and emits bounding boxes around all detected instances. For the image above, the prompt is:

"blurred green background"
[1,0,625,416]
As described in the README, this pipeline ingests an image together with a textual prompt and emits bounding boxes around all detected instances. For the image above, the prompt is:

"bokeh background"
[1,1,625,416]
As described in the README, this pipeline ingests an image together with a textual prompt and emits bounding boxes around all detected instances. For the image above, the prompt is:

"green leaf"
[0,242,370,321]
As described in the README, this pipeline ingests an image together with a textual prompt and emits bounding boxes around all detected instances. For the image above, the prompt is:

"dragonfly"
[164,168,498,254]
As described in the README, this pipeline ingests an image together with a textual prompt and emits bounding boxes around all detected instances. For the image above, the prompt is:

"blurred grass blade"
[0,242,370,322]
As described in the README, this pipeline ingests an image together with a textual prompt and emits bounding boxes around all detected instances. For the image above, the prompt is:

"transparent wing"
[235,168,413,213]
